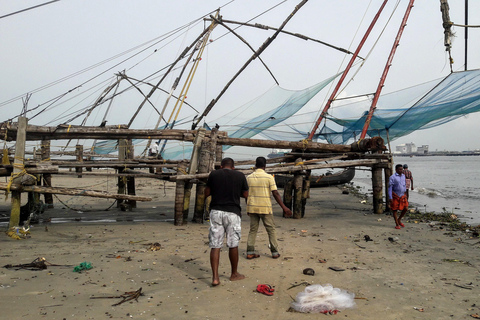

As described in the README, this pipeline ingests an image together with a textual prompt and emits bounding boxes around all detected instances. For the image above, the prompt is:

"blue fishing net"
[93,69,480,159]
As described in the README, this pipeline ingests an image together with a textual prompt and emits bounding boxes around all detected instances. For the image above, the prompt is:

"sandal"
[395,226,401,229]
[256,284,274,296]
[272,254,281,259]
[247,254,260,260]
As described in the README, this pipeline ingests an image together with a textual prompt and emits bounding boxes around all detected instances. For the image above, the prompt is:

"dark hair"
[403,164,408,168]
[255,156,267,168]
[221,157,234,167]
[395,164,403,169]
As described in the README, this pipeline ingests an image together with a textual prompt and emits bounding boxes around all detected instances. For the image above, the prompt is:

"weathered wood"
[1,123,197,141]
[75,144,83,178]
[175,162,188,226]
[0,165,58,175]
[41,139,54,207]
[384,161,393,211]
[372,164,384,214]
[217,136,351,153]
[126,139,136,208]
[292,172,304,219]
[117,139,127,208]
[301,169,311,217]
[55,170,173,179]
[0,183,151,201]
[193,139,209,223]
[183,128,206,223]
[9,117,27,228]
[283,178,293,212]
[174,159,380,180]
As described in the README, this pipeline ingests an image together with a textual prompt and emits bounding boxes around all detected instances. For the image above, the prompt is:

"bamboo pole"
[9,116,27,229]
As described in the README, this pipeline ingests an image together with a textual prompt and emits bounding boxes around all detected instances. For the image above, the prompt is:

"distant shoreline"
[393,151,480,157]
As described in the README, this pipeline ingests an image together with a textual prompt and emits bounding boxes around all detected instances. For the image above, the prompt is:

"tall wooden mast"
[308,0,389,141]
[360,0,416,140]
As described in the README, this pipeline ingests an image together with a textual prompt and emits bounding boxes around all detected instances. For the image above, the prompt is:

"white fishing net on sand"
[291,284,356,313]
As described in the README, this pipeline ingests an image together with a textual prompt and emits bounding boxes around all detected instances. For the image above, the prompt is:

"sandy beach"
[1,174,479,320]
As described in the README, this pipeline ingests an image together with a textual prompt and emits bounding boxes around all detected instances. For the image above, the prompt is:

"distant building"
[395,143,429,154]
[396,143,417,154]
[417,145,429,154]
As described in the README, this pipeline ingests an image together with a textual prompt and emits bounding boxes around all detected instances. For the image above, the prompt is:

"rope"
[4,156,37,200]
[51,192,117,212]
[177,168,188,175]
[300,139,309,150]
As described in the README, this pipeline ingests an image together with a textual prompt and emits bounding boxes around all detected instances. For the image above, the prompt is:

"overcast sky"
[1,0,479,153]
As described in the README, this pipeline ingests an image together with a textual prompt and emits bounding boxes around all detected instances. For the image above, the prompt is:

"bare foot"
[212,277,220,287]
[230,272,245,281]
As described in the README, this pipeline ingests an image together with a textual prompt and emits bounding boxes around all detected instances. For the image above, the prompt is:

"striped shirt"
[246,169,277,214]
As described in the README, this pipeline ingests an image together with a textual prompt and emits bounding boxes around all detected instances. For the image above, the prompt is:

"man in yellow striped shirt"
[246,157,292,259]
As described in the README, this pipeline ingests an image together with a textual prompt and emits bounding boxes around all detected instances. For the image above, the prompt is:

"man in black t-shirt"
[205,157,248,286]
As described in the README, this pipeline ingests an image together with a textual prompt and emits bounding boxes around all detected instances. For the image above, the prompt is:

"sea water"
[352,156,480,225]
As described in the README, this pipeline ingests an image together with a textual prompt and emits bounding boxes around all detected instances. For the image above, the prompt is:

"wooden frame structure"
[1,119,393,234]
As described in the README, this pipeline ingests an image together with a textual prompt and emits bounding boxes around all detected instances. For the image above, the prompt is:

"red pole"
[360,0,416,139]
[308,0,390,141]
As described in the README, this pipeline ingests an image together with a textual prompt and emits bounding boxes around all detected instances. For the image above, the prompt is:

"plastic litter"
[291,284,355,313]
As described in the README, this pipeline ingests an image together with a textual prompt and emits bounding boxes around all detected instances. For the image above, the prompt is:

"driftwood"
[90,287,143,306]
[3,257,72,270]
[0,183,152,201]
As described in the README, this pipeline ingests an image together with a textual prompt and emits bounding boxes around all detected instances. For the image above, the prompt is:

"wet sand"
[1,174,479,319]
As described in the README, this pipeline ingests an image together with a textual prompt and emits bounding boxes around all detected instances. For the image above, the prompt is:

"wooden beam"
[173,159,381,180]
[0,183,152,201]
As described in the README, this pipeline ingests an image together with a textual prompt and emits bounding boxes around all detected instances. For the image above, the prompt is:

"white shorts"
[209,209,241,248]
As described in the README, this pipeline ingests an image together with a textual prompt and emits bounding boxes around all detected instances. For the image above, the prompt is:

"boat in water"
[274,167,355,188]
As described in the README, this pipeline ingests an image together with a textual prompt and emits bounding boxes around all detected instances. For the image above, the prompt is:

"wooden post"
[283,178,293,212]
[292,173,304,219]
[75,144,83,178]
[117,139,127,208]
[372,164,384,214]
[193,128,218,223]
[183,128,206,223]
[126,139,136,208]
[292,158,304,219]
[384,161,393,212]
[175,161,188,226]
[41,139,53,208]
[301,169,311,217]
[215,132,225,168]
[193,141,209,223]
[9,116,27,229]
[86,156,93,172]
